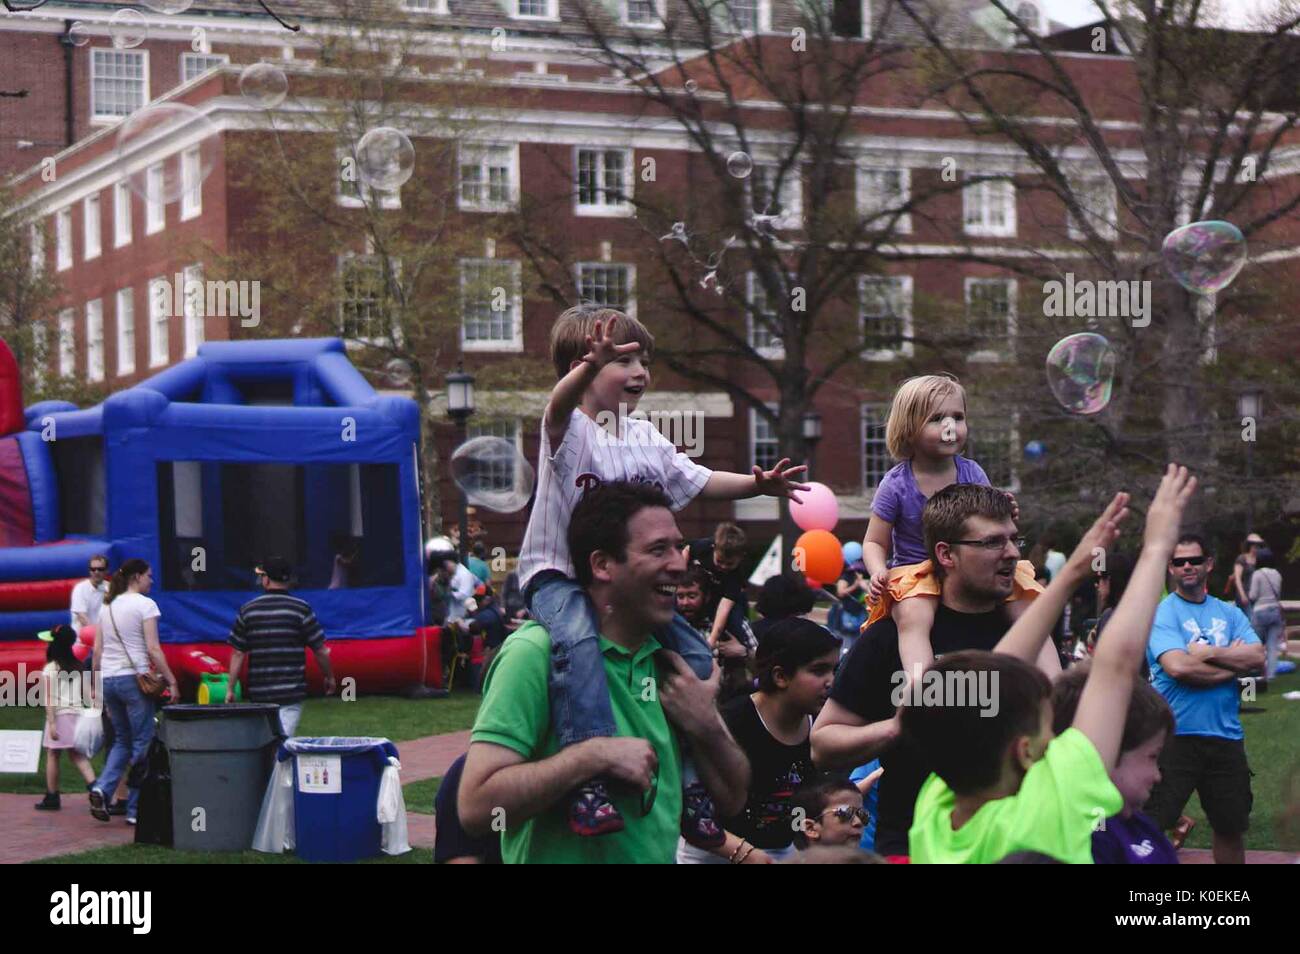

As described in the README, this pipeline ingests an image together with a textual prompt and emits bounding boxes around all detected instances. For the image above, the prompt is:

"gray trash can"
[159,704,284,852]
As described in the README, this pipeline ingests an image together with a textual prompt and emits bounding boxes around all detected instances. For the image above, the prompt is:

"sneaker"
[1169,815,1196,850]
[681,781,725,849]
[108,799,129,817]
[125,816,137,827]
[88,788,110,822]
[34,792,61,811]
[567,781,625,837]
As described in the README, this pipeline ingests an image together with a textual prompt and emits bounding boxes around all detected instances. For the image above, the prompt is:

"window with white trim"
[721,0,768,32]
[458,143,518,212]
[402,0,449,10]
[183,264,204,357]
[337,255,398,342]
[862,402,890,491]
[466,418,525,493]
[181,148,202,220]
[146,164,165,234]
[859,275,912,358]
[29,223,44,275]
[460,259,523,351]
[749,163,802,229]
[577,263,634,315]
[56,208,72,271]
[1067,177,1118,241]
[965,278,1016,361]
[86,300,104,382]
[831,0,871,38]
[514,0,557,18]
[336,148,402,209]
[625,0,664,26]
[750,405,780,473]
[181,53,228,83]
[857,165,910,233]
[116,287,136,376]
[58,309,75,376]
[149,276,170,367]
[114,182,132,247]
[745,271,785,358]
[91,49,147,121]
[962,175,1016,237]
[84,195,101,260]
[969,416,1016,491]
[575,148,632,215]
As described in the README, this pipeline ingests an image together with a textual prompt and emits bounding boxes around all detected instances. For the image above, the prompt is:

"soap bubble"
[1023,440,1045,461]
[67,22,91,46]
[356,127,415,191]
[425,535,455,559]
[1161,220,1247,295]
[109,9,148,49]
[684,79,698,93]
[141,0,193,12]
[451,436,536,513]
[239,63,288,109]
[114,103,220,205]
[660,222,688,244]
[1046,332,1116,415]
[726,151,753,179]
[383,358,412,388]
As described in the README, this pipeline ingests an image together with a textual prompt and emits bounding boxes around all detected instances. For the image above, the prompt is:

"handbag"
[107,603,169,700]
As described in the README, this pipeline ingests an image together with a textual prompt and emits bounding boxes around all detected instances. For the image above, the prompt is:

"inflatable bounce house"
[0,337,442,694]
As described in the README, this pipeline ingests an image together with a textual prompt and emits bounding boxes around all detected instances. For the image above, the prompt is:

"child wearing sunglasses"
[792,778,871,850]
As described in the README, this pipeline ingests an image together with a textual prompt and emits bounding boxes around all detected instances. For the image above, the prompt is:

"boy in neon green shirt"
[906,465,1196,864]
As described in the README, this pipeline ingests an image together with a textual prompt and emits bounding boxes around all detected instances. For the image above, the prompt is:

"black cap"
[263,557,293,583]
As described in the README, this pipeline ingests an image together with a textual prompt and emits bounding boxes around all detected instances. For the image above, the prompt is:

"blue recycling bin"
[280,737,399,863]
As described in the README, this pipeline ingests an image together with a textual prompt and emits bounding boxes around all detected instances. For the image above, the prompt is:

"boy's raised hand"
[581,317,641,369]
[1142,464,1197,553]
[752,458,811,502]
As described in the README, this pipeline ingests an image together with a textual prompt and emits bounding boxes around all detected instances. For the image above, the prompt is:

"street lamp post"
[1237,386,1263,536]
[446,362,476,563]
[802,410,823,480]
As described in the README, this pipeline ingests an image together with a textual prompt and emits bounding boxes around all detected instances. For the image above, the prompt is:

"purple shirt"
[1092,811,1179,864]
[871,457,991,567]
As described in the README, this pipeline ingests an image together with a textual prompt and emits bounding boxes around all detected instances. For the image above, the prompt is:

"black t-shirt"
[691,539,749,615]
[720,694,816,851]
[433,754,502,864]
[829,604,1009,856]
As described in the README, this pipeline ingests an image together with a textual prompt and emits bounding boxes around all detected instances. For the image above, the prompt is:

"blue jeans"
[94,675,156,818]
[1252,605,1285,680]
[526,571,714,746]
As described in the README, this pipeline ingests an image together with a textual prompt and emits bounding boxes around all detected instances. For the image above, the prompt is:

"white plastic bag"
[73,709,104,759]
[378,756,410,855]
[252,758,296,853]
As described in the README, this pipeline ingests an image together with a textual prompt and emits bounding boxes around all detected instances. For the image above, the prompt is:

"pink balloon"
[790,481,838,532]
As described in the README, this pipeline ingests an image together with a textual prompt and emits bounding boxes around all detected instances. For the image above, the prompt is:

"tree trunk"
[414,380,442,539]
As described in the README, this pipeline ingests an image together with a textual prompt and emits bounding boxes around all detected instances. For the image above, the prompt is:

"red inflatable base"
[0,628,444,697]
[0,578,80,612]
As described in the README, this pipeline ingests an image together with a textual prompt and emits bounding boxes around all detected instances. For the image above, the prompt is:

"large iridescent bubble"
[1046,332,1116,415]
[451,436,536,513]
[1161,220,1247,295]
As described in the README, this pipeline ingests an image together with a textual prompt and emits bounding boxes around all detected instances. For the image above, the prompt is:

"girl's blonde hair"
[884,373,966,460]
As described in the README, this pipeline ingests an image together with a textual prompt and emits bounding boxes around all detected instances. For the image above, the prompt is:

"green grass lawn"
[0,691,481,797]
[403,775,442,815]
[33,845,434,864]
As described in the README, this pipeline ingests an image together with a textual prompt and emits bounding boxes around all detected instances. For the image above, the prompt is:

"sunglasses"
[88,566,107,573]
[819,806,870,825]
[1171,556,1207,568]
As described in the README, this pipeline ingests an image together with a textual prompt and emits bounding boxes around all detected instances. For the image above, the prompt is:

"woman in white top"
[1248,548,1286,681]
[89,559,179,825]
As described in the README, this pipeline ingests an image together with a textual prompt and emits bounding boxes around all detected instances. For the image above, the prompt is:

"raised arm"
[1075,465,1197,771]
[543,317,640,450]
[701,458,809,503]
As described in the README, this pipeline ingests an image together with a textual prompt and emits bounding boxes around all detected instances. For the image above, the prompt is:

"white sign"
[748,535,783,587]
[297,755,341,794]
[0,730,42,773]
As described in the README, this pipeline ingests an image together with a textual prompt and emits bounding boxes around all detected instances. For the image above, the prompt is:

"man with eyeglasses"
[812,484,1061,859]
[1144,533,1263,865]
[71,556,110,630]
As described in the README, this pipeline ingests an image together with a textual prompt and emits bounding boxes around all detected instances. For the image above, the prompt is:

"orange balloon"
[795,530,844,585]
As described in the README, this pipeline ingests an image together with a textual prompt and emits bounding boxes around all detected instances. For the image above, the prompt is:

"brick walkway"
[393,730,471,783]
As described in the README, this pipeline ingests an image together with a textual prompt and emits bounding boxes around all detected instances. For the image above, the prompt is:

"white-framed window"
[575,148,632,216]
[58,309,75,377]
[749,163,802,229]
[337,254,398,343]
[458,143,519,212]
[55,208,72,271]
[145,164,165,234]
[969,414,1017,492]
[859,275,913,358]
[750,404,780,473]
[513,0,558,19]
[1067,177,1118,241]
[148,276,170,367]
[857,165,911,233]
[180,52,229,82]
[466,418,526,493]
[90,49,148,121]
[862,402,891,491]
[29,223,44,275]
[745,271,785,359]
[830,0,872,39]
[116,287,136,377]
[402,0,449,10]
[85,300,104,382]
[965,277,1017,361]
[624,0,665,27]
[963,175,1017,237]
[114,182,132,247]
[577,263,635,316]
[460,259,523,351]
[83,194,102,260]
[720,0,770,33]
[181,148,202,220]
[336,147,402,210]
[183,264,204,357]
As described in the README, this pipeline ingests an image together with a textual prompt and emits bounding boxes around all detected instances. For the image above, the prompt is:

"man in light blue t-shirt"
[1145,533,1264,865]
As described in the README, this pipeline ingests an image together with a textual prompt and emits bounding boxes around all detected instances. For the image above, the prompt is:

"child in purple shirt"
[1052,662,1180,864]
[861,373,1041,682]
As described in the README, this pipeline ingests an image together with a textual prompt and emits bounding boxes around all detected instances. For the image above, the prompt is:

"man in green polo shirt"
[458,482,750,863]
